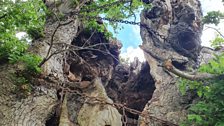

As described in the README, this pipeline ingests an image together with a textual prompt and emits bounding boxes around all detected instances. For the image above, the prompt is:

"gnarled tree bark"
[139,0,203,125]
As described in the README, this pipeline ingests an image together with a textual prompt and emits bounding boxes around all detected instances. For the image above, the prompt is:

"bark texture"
[106,59,155,126]
[77,78,122,126]
[0,65,57,126]
[139,0,203,125]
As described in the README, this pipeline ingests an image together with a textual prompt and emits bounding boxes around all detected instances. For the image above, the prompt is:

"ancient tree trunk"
[0,0,122,125]
[139,0,203,125]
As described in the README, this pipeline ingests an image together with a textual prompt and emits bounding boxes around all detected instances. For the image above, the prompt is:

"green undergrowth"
[179,36,224,126]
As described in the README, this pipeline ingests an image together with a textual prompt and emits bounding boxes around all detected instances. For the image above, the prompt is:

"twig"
[38,18,74,67]
[82,30,96,47]
[45,23,60,58]
[54,42,120,62]
[38,49,72,67]
[39,42,119,67]
[124,1,137,22]
[75,0,89,11]
[204,25,224,38]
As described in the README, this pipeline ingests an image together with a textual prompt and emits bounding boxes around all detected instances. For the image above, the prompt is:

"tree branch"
[39,16,74,67]
[163,59,224,81]
[38,42,119,67]
[46,18,74,58]
[204,25,224,38]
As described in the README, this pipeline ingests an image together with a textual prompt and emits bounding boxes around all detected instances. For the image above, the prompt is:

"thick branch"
[163,59,223,81]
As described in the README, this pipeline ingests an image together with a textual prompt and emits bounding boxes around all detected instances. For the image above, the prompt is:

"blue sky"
[107,13,142,53]
[110,24,141,52]
[106,11,144,62]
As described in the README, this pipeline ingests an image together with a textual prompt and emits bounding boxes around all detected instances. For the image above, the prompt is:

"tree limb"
[204,25,224,38]
[163,59,224,81]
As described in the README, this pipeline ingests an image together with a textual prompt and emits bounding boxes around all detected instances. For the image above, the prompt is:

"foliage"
[17,54,42,74]
[210,36,224,48]
[178,78,208,97]
[78,0,151,36]
[0,0,46,73]
[180,78,224,126]
[0,36,28,61]
[199,53,224,74]
[0,0,46,38]
[179,52,224,125]
[203,11,224,25]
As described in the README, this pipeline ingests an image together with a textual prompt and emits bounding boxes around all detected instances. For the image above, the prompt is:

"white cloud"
[120,46,145,63]
[121,16,144,62]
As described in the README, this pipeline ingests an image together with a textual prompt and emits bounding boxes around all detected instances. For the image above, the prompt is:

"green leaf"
[188,114,202,122]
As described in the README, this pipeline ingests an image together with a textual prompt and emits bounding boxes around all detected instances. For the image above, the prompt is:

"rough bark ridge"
[139,0,203,125]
